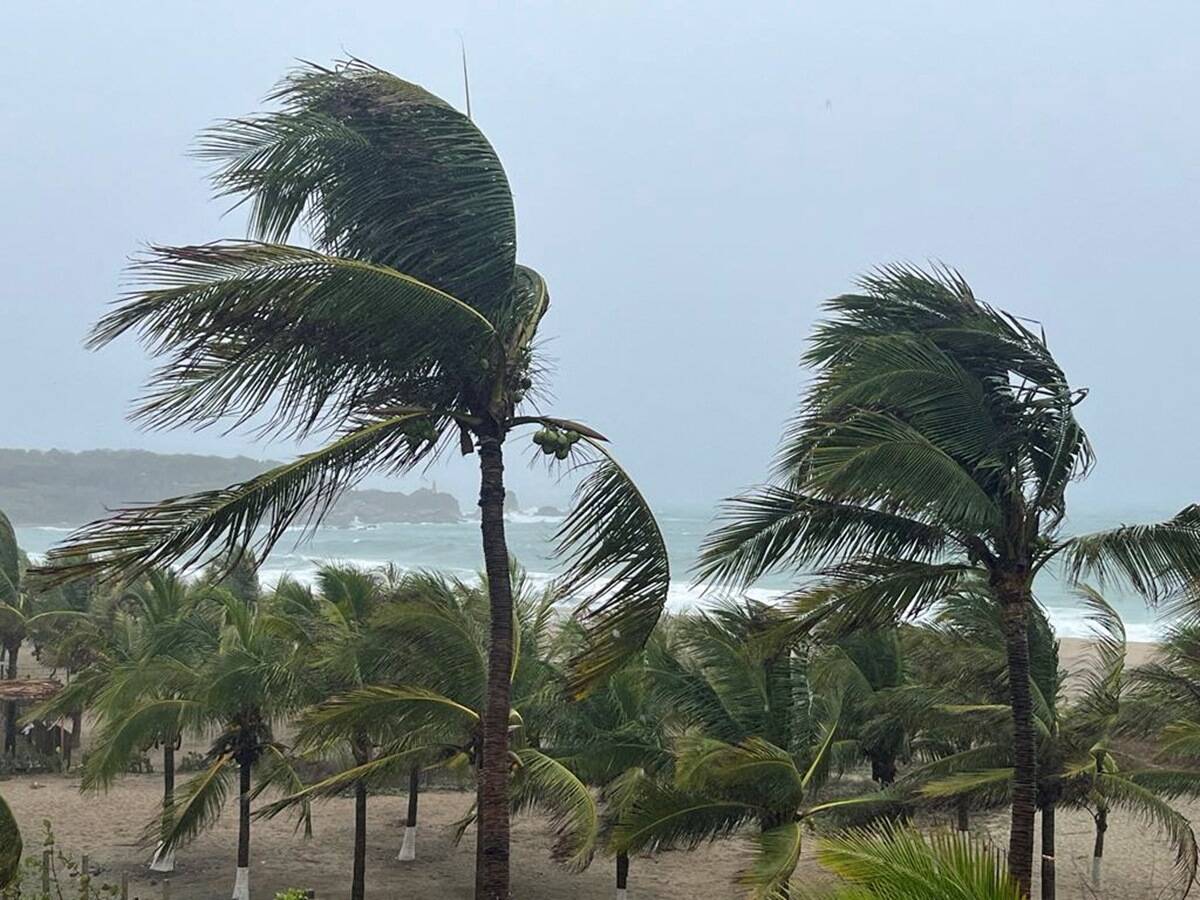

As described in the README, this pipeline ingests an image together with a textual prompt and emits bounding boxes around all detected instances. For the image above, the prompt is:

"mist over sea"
[17,502,1182,643]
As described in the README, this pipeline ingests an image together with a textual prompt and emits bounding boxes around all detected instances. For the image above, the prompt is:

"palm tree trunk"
[999,586,1037,897]
[150,740,177,872]
[399,765,419,861]
[1040,803,1055,900]
[616,851,629,900]
[1091,807,1107,889]
[956,796,969,832]
[474,434,515,900]
[234,756,251,900]
[4,643,19,756]
[351,740,370,900]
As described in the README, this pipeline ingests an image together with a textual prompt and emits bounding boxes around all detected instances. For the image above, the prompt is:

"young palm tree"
[100,591,310,900]
[267,565,391,900]
[611,600,878,898]
[263,566,598,885]
[697,265,1200,894]
[35,59,668,900]
[34,569,206,873]
[548,625,676,899]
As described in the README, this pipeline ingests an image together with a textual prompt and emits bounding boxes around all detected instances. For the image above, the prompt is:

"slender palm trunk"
[150,740,177,872]
[4,643,19,756]
[399,766,419,861]
[616,851,629,900]
[1091,807,1107,889]
[998,585,1037,897]
[956,796,969,832]
[1040,803,1055,900]
[351,740,370,900]
[234,756,251,900]
[475,435,515,900]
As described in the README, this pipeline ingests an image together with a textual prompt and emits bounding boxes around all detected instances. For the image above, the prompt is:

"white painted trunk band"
[149,843,176,872]
[398,825,416,861]
[232,866,250,900]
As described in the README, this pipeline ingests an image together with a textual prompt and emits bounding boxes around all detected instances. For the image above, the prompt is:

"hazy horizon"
[4,2,1199,515]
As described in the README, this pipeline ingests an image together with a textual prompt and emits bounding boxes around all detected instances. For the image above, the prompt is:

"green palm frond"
[90,242,496,437]
[918,769,1014,806]
[511,748,598,872]
[0,512,20,607]
[251,744,313,838]
[609,779,759,854]
[33,411,433,585]
[296,685,478,751]
[148,754,237,854]
[81,698,207,792]
[813,823,1021,899]
[1096,771,1198,891]
[1061,505,1200,602]
[696,485,949,588]
[1160,721,1200,758]
[554,440,670,696]
[676,737,804,812]
[198,59,517,316]
[739,822,804,899]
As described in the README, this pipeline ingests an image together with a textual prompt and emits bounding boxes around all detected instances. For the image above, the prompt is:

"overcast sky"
[2,2,1198,516]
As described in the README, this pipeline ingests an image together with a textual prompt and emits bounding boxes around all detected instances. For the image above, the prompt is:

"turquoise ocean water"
[15,503,1182,643]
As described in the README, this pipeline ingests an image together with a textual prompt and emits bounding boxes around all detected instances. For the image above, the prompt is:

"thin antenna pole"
[458,34,472,119]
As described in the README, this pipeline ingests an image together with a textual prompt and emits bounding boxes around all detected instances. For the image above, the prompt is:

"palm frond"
[198,59,517,316]
[695,485,949,588]
[251,744,313,838]
[511,748,598,872]
[81,699,207,792]
[814,823,1021,899]
[1097,771,1198,891]
[1061,505,1200,603]
[296,685,477,750]
[91,242,496,438]
[609,779,758,854]
[147,754,237,854]
[554,440,670,696]
[33,412,432,586]
[739,822,804,900]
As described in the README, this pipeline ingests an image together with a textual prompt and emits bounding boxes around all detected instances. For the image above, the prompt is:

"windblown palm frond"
[511,748,598,872]
[149,754,237,854]
[740,822,804,899]
[33,412,435,585]
[813,824,1021,899]
[554,440,670,696]
[90,242,497,438]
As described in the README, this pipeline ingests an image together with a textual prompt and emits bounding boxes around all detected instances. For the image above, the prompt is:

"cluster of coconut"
[532,427,580,459]
[402,419,440,450]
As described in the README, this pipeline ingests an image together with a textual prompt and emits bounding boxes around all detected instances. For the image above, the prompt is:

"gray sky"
[2,2,1198,515]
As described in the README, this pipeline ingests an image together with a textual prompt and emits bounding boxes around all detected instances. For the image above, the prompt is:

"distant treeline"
[0,448,462,526]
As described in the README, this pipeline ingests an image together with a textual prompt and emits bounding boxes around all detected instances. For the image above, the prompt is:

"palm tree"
[34,568,205,873]
[263,566,598,886]
[99,590,310,900]
[35,59,668,900]
[697,265,1200,894]
[912,588,1200,899]
[610,600,879,898]
[267,565,391,900]
[548,625,676,899]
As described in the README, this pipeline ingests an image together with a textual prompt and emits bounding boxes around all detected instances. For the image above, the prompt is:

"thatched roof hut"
[0,679,62,704]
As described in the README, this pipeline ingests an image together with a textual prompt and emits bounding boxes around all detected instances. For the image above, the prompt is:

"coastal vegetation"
[0,57,1198,900]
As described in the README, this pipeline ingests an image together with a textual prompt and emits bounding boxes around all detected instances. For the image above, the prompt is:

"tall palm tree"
[35,59,668,900]
[911,588,1200,899]
[264,566,598,886]
[697,265,1200,894]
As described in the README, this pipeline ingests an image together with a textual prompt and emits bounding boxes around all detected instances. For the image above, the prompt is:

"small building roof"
[0,679,62,703]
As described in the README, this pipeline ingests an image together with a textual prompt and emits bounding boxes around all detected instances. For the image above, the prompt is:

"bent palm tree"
[35,59,667,900]
[697,265,1200,894]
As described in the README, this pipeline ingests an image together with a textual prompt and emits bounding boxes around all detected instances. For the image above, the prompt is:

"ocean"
[15,503,1182,644]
